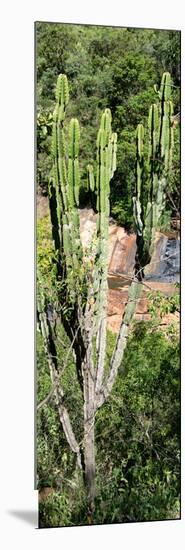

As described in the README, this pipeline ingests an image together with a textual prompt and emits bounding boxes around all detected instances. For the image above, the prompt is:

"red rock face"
[108,226,136,278]
[79,208,137,278]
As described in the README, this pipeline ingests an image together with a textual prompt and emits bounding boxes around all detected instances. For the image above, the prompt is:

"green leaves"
[37,23,180,229]
[147,289,180,319]
[37,215,58,290]
[39,492,72,528]
[94,323,180,523]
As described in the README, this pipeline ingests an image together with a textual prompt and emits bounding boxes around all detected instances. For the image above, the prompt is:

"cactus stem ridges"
[134,72,174,271]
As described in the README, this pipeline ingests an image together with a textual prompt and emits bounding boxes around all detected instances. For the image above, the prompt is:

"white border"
[0,1,184,548]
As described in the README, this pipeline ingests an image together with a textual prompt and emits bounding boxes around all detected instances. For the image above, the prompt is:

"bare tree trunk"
[84,406,95,517]
[83,345,96,516]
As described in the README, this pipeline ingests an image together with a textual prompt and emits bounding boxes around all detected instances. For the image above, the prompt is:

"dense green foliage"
[37,323,180,527]
[36,23,180,227]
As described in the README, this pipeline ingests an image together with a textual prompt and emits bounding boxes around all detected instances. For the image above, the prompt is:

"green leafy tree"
[36,24,180,228]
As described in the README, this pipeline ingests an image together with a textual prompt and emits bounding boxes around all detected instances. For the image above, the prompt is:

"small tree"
[37,72,174,518]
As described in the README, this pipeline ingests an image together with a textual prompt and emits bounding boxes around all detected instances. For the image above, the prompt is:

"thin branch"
[37,384,56,410]
[163,84,180,89]
[37,325,81,411]
[109,271,156,293]
[60,325,80,376]
[166,189,180,214]
[108,268,179,294]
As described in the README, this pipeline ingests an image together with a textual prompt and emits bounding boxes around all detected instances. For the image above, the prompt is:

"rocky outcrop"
[37,201,180,333]
[79,208,180,333]
[80,208,180,281]
[79,207,136,278]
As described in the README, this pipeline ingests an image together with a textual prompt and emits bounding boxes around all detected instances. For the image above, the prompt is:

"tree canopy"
[36,23,180,227]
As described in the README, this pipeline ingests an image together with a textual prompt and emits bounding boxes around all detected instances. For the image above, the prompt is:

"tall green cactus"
[49,74,84,302]
[92,110,117,302]
[133,71,174,273]
[37,71,175,518]
[133,123,144,238]
[87,109,117,393]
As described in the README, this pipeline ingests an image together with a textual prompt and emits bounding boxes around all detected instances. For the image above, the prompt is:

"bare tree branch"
[95,278,142,409]
[37,285,82,469]
[166,189,180,214]
[37,384,56,410]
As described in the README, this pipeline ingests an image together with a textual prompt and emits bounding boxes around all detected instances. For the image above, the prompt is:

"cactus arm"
[133,123,144,237]
[51,75,69,221]
[87,164,95,192]
[68,118,80,208]
[91,110,117,394]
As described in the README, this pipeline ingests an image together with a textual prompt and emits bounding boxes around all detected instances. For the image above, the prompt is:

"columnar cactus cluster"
[49,74,83,301]
[133,71,174,274]
[119,73,175,361]
[37,71,174,514]
[49,75,117,315]
[95,71,175,409]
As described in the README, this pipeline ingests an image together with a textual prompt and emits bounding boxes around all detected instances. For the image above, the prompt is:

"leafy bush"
[94,324,180,523]
[37,321,180,525]
[147,288,180,319]
[39,492,72,528]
